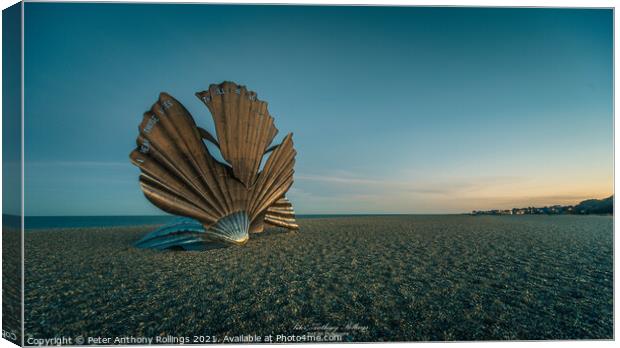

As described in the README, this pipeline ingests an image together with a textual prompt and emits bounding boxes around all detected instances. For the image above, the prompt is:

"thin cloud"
[26,161,132,168]
[296,172,526,196]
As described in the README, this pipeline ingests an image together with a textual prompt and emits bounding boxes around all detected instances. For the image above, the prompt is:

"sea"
[12,214,372,230]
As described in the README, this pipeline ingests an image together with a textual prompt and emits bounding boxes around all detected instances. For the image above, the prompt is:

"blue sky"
[23,4,612,216]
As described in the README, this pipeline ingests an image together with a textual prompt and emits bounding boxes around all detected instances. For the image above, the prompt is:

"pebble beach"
[24,215,613,342]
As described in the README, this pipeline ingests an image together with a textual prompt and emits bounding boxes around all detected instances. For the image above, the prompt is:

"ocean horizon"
[2,214,453,230]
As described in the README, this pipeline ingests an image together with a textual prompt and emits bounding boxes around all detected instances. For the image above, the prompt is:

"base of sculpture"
[134,214,256,250]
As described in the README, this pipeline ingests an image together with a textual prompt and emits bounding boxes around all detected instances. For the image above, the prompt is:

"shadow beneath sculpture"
[167,243,229,252]
[249,227,296,240]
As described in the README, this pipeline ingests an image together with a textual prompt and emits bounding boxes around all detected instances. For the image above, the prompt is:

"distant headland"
[472,195,613,216]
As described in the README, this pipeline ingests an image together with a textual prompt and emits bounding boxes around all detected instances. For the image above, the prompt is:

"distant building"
[471,197,612,216]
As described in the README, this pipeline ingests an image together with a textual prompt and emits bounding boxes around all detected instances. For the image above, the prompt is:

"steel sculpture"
[130,81,298,249]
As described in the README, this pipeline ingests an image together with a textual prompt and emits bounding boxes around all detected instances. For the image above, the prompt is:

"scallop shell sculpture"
[130,81,298,250]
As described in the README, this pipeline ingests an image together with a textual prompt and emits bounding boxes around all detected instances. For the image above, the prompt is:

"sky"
[21,4,612,216]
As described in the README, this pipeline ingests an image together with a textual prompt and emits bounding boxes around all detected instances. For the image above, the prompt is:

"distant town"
[471,195,613,216]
